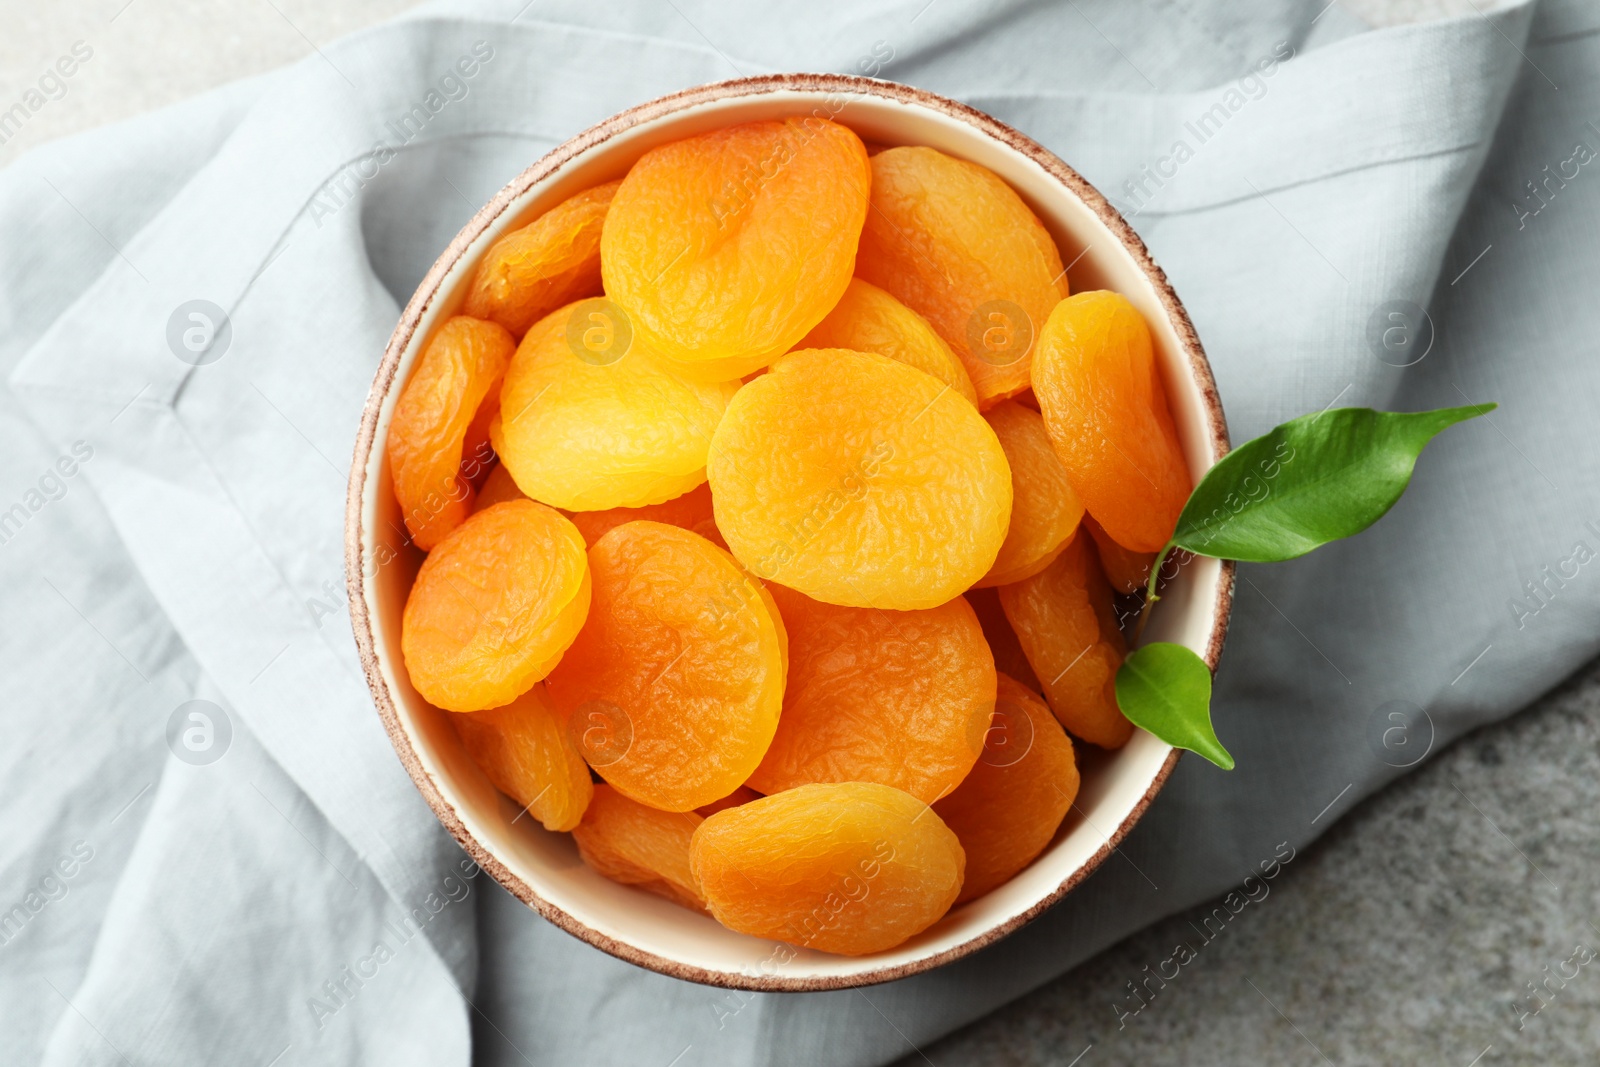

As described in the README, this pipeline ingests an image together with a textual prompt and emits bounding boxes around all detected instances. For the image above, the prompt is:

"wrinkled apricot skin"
[708,349,1012,610]
[475,472,725,547]
[798,278,977,405]
[463,180,619,337]
[998,533,1132,749]
[454,683,592,831]
[965,586,1044,695]
[934,674,1078,904]
[401,500,591,712]
[573,785,707,912]
[1084,515,1157,595]
[747,584,995,803]
[388,316,516,550]
[472,463,527,512]
[602,118,870,381]
[1032,291,1190,553]
[492,300,739,511]
[856,146,1068,409]
[545,522,787,812]
[564,482,724,550]
[975,401,1085,587]
[691,782,965,956]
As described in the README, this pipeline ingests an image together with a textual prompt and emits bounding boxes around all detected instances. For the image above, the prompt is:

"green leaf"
[1171,404,1493,562]
[1115,643,1232,770]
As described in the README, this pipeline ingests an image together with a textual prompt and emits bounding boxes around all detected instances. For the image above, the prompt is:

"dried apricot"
[974,400,1084,587]
[602,118,869,381]
[1084,514,1156,595]
[1032,291,1190,552]
[573,785,706,912]
[453,682,592,831]
[690,782,965,955]
[934,673,1078,904]
[565,482,724,550]
[463,180,618,337]
[747,583,994,803]
[707,348,1011,609]
[856,146,1067,409]
[545,521,787,812]
[472,462,527,512]
[695,785,762,818]
[401,499,590,712]
[388,315,515,550]
[998,533,1132,748]
[797,278,977,405]
[964,586,1043,695]
[492,300,739,511]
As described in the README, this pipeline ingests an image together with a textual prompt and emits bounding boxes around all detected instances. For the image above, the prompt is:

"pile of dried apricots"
[390,116,1191,957]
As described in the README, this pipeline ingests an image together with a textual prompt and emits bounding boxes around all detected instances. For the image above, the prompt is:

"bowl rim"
[345,71,1235,991]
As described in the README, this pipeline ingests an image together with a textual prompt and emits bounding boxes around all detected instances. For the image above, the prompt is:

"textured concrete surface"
[898,658,1600,1066]
[8,3,1592,1065]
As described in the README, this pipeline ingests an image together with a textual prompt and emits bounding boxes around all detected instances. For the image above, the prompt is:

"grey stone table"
[8,3,1590,1066]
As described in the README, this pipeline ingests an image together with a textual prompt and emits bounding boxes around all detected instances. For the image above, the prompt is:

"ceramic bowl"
[346,73,1233,991]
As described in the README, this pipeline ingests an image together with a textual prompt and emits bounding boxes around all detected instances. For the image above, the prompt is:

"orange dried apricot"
[690,782,965,955]
[492,300,738,511]
[707,348,1011,609]
[565,482,724,550]
[934,673,1078,904]
[998,533,1132,749]
[602,118,870,381]
[747,583,994,803]
[572,785,706,912]
[472,463,528,512]
[1084,514,1157,595]
[974,400,1084,587]
[1032,291,1190,552]
[695,785,762,818]
[797,278,977,405]
[463,180,618,337]
[964,586,1043,695]
[401,499,591,712]
[545,521,787,812]
[453,682,592,831]
[388,315,515,550]
[856,146,1067,409]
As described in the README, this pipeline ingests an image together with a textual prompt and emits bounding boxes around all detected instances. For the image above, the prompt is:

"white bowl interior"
[358,86,1228,987]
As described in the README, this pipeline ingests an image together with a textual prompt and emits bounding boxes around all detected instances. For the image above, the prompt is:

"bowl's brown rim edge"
[345,71,1237,993]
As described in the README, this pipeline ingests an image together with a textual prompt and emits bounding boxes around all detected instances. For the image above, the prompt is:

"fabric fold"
[41,692,474,1067]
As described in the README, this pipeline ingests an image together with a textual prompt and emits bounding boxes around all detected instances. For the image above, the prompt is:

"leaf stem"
[1132,541,1173,644]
